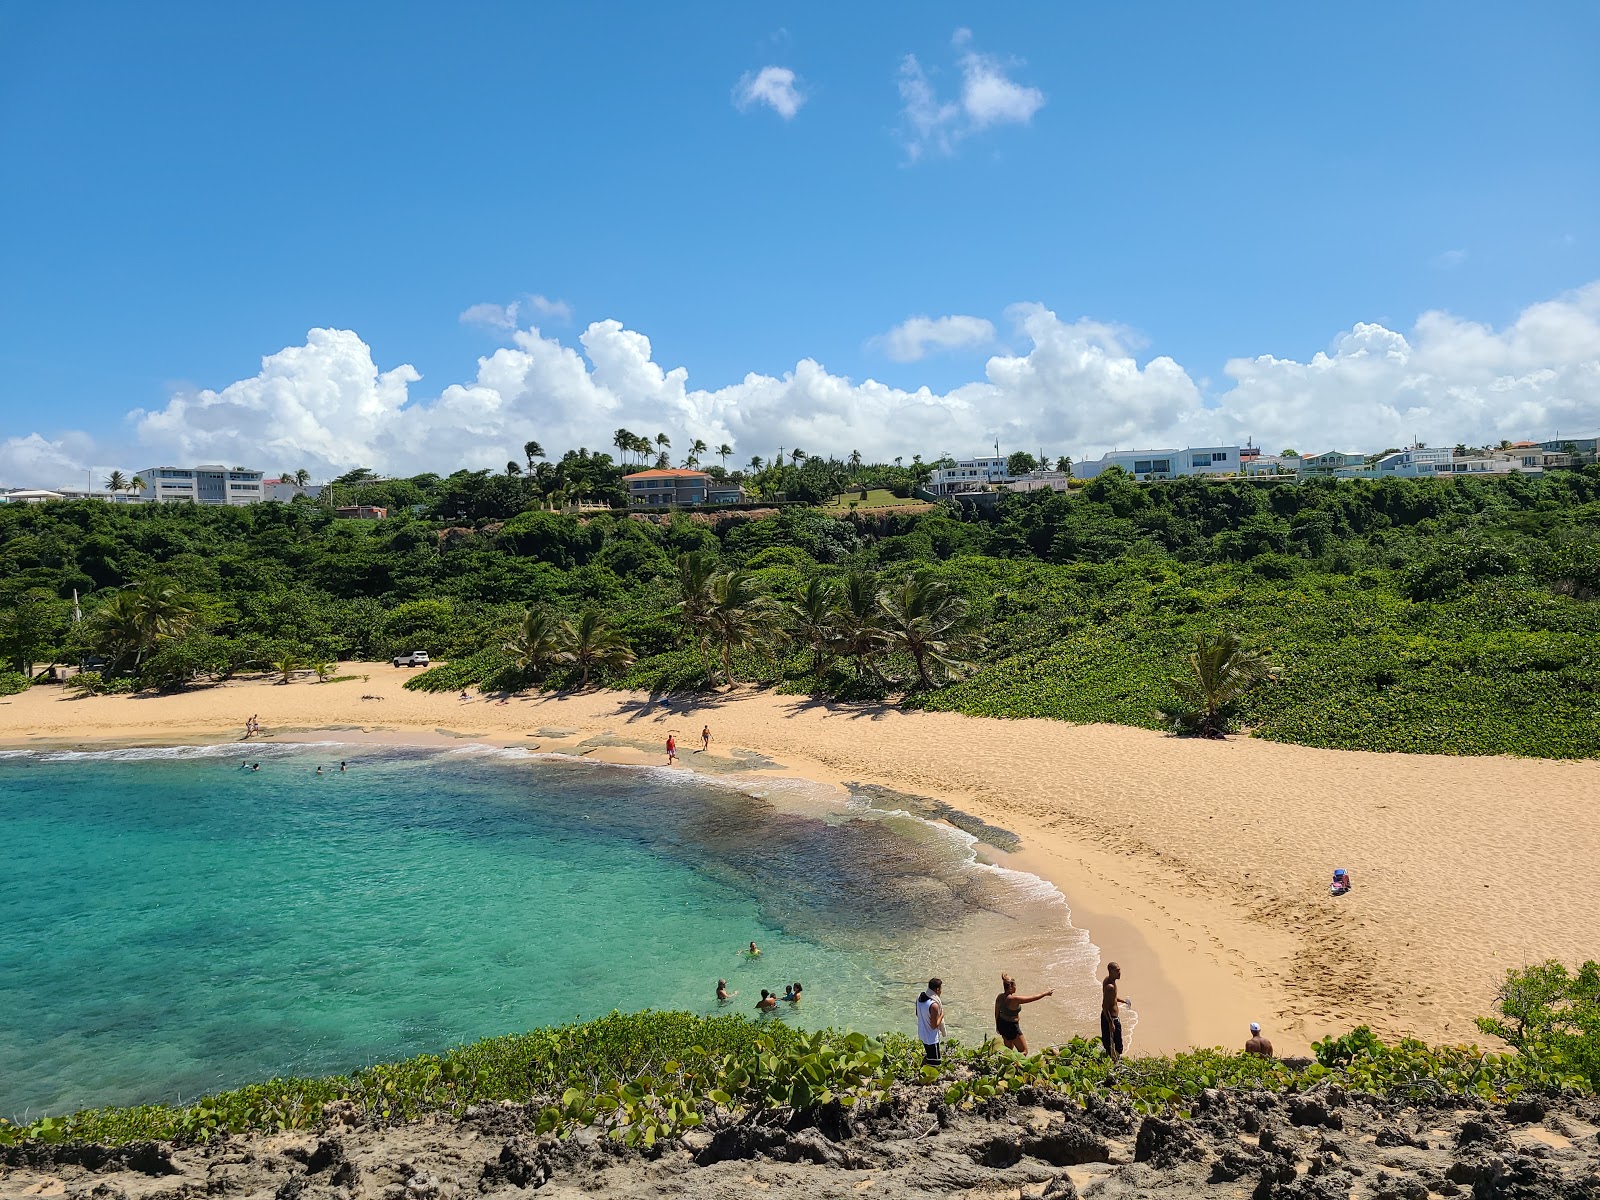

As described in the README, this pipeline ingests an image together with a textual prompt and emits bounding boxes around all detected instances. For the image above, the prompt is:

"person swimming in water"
[994,973,1054,1053]
[787,982,803,1004]
[746,941,761,958]
[716,979,736,1004]
[756,989,777,1011]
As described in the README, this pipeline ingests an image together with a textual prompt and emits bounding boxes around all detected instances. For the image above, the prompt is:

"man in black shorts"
[1101,962,1129,1062]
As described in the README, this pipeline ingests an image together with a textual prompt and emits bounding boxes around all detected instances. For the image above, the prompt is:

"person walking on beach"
[1101,962,1130,1063]
[1244,1022,1274,1057]
[666,734,677,764]
[699,724,711,752]
[916,978,946,1064]
[994,973,1054,1053]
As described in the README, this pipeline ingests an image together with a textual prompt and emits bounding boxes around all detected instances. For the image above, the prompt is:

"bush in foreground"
[2,1001,1590,1150]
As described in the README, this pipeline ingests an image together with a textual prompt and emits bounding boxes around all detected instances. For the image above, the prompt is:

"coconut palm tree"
[654,451,671,470]
[789,577,840,688]
[717,443,733,470]
[790,448,806,467]
[748,456,764,473]
[1160,630,1277,739]
[505,608,564,681]
[270,652,306,684]
[674,550,720,682]
[655,432,672,458]
[293,468,311,490]
[98,580,198,669]
[128,474,146,497]
[505,461,522,478]
[684,438,708,469]
[706,569,785,684]
[524,441,545,473]
[613,429,636,465]
[848,449,862,476]
[91,590,146,672]
[876,572,978,691]
[103,470,128,498]
[558,609,635,688]
[831,571,885,681]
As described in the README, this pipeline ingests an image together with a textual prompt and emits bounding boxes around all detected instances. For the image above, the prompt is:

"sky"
[1,2,1599,485]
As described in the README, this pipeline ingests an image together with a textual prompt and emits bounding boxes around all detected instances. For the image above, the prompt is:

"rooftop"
[623,468,712,480]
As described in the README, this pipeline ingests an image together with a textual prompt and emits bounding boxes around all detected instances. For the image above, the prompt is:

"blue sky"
[2,2,1598,482]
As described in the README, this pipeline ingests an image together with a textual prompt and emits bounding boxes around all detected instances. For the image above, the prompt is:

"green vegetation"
[4,465,1600,755]
[1477,960,1600,1090]
[822,488,927,511]
[3,995,1591,1148]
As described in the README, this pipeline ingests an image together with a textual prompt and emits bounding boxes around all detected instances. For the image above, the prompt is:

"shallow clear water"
[0,743,1100,1118]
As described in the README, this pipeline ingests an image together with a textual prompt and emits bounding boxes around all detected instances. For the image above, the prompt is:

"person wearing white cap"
[1244,1022,1274,1057]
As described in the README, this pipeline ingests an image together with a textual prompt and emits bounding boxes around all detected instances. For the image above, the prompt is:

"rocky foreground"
[5,1083,1600,1200]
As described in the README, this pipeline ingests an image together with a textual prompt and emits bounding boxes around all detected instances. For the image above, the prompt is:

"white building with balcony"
[138,466,265,505]
[1071,446,1241,481]
[926,456,1012,496]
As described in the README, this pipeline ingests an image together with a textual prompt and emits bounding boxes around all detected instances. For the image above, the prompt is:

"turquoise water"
[0,743,1099,1119]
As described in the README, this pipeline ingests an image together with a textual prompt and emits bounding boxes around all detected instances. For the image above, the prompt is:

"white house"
[926,456,1012,496]
[138,466,265,505]
[262,477,323,502]
[1242,455,1299,477]
[1371,446,1454,477]
[0,488,65,503]
[1071,446,1241,481]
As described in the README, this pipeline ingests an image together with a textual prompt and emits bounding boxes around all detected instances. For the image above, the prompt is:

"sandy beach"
[4,664,1597,1057]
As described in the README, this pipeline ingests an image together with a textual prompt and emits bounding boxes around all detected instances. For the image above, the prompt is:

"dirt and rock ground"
[5,1083,1600,1200]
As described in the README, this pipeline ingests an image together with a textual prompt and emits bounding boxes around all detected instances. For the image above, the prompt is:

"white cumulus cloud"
[735,66,806,119]
[897,33,1045,160]
[875,314,997,362]
[461,294,571,330]
[7,285,1600,489]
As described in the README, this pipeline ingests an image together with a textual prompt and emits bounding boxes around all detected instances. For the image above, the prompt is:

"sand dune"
[5,664,1597,1055]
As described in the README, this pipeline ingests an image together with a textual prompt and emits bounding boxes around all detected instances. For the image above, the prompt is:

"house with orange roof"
[623,468,747,507]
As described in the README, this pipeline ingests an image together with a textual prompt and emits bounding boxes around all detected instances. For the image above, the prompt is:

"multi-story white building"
[262,477,323,502]
[926,456,1014,496]
[138,466,265,505]
[1370,446,1454,477]
[1071,446,1240,481]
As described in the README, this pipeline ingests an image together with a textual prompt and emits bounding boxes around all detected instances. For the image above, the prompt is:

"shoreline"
[6,665,1599,1055]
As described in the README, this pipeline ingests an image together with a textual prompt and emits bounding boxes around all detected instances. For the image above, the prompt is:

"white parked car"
[392,651,430,668]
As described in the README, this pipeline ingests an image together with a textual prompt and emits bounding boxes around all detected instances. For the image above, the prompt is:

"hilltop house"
[1071,446,1241,481]
[1296,451,1367,479]
[926,456,1013,496]
[624,468,746,507]
[138,465,265,505]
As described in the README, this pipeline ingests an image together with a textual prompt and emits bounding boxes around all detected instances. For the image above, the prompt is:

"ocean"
[0,742,1102,1119]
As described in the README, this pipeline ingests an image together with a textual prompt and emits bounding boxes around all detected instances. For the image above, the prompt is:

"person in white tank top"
[915,978,946,1063]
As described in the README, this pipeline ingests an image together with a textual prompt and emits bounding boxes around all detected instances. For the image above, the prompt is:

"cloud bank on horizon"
[3,283,1599,486]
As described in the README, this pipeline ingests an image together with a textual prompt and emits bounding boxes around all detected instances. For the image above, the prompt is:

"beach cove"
[4,664,1598,1074]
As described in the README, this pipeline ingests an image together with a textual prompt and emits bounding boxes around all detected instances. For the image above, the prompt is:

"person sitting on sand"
[1330,868,1352,896]
[756,989,777,1011]
[716,979,736,1004]
[1244,1022,1274,1057]
[459,691,470,701]
[746,941,761,958]
[994,973,1054,1054]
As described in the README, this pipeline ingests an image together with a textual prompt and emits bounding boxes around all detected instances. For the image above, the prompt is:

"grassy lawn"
[821,488,928,510]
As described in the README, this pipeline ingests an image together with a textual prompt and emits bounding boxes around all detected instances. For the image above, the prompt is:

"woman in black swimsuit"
[995,973,1054,1053]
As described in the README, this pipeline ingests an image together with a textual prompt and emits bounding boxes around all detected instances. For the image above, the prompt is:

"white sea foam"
[35,740,350,763]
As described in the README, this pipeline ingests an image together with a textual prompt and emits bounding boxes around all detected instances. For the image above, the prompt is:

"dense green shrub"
[0,670,29,695]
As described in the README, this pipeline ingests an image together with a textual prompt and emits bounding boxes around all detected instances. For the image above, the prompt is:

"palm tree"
[717,443,733,470]
[876,572,978,691]
[706,569,785,684]
[790,448,806,467]
[505,608,564,681]
[558,609,635,688]
[674,550,720,682]
[293,468,311,490]
[685,438,708,469]
[654,451,671,469]
[1160,631,1277,739]
[831,571,885,680]
[789,577,840,688]
[96,580,198,669]
[655,433,672,458]
[631,433,652,464]
[524,441,545,473]
[848,450,862,476]
[270,652,306,684]
[128,474,146,497]
[613,429,635,465]
[103,470,128,498]
[505,461,522,478]
[748,456,764,473]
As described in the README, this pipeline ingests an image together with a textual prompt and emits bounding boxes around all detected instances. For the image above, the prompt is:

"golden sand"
[5,664,1596,1055]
